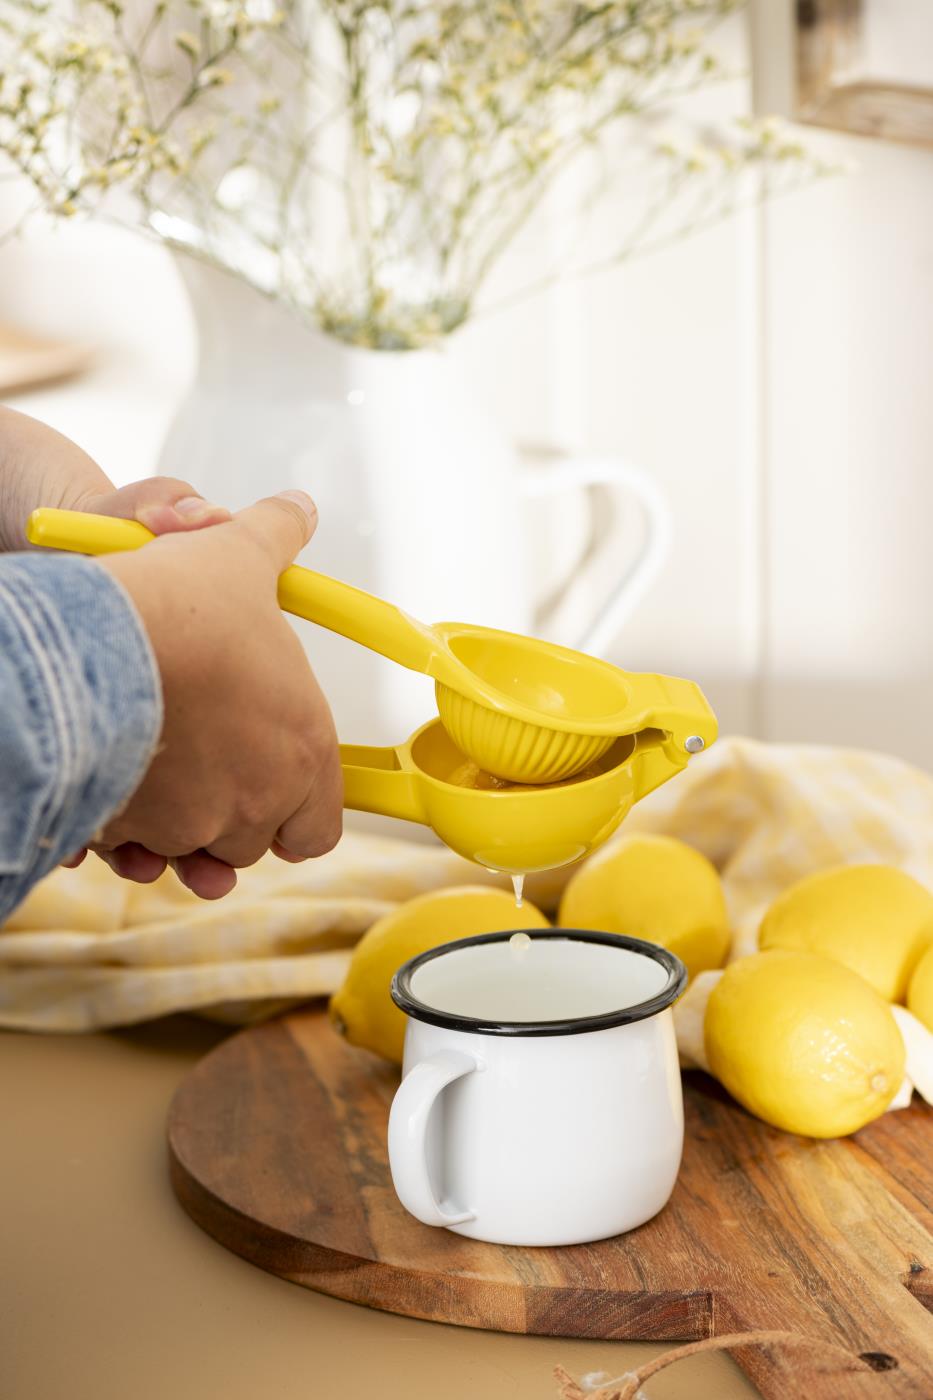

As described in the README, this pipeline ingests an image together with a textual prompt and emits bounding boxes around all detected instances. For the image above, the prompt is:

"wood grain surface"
[167,1008,933,1398]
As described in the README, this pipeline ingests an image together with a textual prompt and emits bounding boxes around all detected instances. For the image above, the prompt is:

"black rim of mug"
[390,928,687,1038]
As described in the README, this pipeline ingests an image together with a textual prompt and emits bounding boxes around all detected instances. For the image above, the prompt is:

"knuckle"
[270,496,315,550]
[279,793,343,860]
[233,789,276,833]
[293,725,335,778]
[170,821,218,855]
[307,812,343,857]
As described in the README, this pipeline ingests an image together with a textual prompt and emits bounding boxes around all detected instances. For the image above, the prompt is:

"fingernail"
[174,495,215,519]
[277,490,317,525]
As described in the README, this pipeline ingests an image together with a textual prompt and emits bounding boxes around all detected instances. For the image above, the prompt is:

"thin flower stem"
[0,0,825,347]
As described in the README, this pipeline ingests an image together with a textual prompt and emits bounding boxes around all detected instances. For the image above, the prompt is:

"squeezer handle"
[26,508,439,675]
[339,744,426,824]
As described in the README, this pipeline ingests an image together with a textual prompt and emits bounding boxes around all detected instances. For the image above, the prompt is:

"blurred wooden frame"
[750,0,933,150]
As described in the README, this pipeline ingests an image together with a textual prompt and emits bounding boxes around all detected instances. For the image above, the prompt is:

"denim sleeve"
[0,553,163,923]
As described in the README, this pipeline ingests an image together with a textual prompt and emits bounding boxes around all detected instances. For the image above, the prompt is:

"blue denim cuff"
[0,553,163,921]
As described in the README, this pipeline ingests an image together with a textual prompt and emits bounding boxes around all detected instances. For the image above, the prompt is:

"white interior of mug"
[408,935,669,1023]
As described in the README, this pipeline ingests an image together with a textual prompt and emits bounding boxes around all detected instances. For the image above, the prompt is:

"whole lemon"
[558,833,729,979]
[759,864,933,1003]
[330,886,549,1063]
[907,941,933,1032]
[705,950,905,1138]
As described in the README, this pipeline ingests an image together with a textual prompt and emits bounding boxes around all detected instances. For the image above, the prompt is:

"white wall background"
[2,9,931,768]
[761,134,933,765]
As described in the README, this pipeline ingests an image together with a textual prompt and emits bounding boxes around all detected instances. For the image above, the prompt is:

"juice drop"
[511,873,525,908]
[509,931,532,952]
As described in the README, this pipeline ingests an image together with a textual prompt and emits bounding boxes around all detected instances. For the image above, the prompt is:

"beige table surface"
[0,1017,758,1400]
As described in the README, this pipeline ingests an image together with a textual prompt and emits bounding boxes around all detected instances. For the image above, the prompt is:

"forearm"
[0,553,162,923]
[0,406,113,552]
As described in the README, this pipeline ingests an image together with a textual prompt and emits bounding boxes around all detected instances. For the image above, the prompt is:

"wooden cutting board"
[167,1008,933,1398]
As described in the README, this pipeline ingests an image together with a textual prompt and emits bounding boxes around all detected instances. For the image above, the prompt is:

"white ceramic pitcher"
[158,256,670,743]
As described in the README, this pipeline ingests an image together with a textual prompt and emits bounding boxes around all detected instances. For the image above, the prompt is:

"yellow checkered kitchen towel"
[2,737,931,1031]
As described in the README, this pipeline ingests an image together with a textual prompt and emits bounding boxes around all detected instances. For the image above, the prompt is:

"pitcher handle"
[519,453,671,656]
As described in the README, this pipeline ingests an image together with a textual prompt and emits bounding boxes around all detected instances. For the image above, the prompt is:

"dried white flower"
[174,31,200,60]
[0,0,823,349]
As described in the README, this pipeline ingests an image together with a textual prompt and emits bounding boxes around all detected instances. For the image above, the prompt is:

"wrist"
[97,542,205,704]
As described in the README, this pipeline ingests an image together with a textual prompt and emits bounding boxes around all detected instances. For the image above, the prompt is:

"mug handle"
[388,1050,480,1227]
[519,451,671,656]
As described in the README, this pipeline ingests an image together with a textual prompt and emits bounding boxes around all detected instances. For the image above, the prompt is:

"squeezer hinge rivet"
[684,735,705,754]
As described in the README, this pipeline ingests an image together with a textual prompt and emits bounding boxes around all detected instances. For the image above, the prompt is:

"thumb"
[231,490,318,569]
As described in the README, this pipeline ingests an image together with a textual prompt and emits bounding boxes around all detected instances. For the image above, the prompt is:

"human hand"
[84,491,342,899]
[0,404,231,551]
[0,404,242,886]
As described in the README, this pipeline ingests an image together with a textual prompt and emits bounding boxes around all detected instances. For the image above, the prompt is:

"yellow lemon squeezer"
[28,508,717,874]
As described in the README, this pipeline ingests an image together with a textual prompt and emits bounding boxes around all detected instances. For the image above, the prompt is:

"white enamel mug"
[388,930,686,1247]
